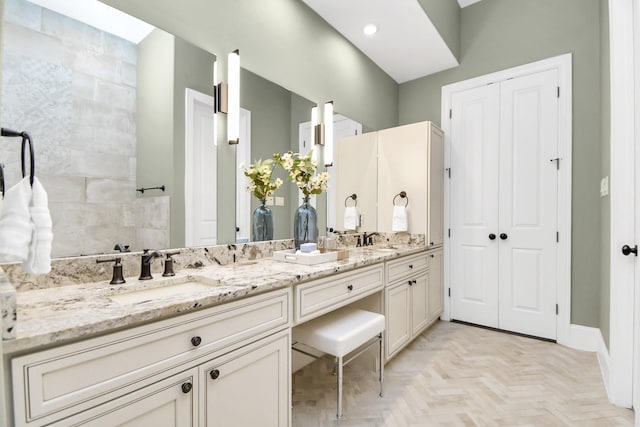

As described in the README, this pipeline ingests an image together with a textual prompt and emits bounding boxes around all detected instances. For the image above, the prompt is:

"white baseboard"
[566,324,600,352]
[596,329,611,399]
[564,324,612,402]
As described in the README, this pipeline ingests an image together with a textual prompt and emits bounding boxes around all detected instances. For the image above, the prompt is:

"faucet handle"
[162,251,181,277]
[96,257,126,285]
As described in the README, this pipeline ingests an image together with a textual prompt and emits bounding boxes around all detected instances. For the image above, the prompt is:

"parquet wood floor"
[292,321,634,426]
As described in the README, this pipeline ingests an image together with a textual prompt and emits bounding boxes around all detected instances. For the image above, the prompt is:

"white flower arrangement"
[273,150,329,197]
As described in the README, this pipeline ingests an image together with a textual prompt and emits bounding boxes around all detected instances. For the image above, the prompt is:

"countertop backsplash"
[1,233,425,342]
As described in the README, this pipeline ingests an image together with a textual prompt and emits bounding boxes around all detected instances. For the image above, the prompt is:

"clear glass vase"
[294,196,318,249]
[252,199,273,241]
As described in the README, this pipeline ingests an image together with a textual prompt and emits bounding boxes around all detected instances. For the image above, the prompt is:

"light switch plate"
[275,196,285,206]
[600,176,609,197]
[266,196,274,206]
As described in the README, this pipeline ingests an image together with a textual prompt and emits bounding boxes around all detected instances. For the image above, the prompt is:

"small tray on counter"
[272,248,349,265]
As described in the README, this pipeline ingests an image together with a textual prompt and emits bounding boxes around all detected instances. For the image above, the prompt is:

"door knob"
[622,244,638,256]
[500,233,508,240]
[210,369,220,380]
[489,233,496,240]
[191,336,202,347]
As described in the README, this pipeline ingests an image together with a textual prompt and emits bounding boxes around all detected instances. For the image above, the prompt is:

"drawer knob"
[181,382,193,394]
[430,254,434,258]
[191,336,202,347]
[408,264,413,269]
[210,369,220,380]
[347,284,354,292]
[408,280,416,286]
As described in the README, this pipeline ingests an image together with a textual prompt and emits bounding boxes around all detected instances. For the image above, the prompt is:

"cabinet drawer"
[386,252,429,284]
[13,289,290,426]
[295,265,383,324]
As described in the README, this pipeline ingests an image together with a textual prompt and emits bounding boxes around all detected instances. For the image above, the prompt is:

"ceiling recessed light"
[363,24,378,36]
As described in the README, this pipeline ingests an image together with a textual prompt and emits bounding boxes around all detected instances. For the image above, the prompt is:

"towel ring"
[21,132,35,186]
[393,191,409,207]
[344,193,357,207]
[0,163,4,198]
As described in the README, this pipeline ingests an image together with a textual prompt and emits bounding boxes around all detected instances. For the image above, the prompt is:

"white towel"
[392,205,408,232]
[24,178,52,274]
[343,206,359,231]
[0,177,33,262]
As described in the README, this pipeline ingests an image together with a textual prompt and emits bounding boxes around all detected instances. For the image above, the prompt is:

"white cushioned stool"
[293,307,385,419]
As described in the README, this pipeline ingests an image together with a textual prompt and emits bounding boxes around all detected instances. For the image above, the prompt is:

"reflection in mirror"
[238,68,316,241]
[0,0,216,257]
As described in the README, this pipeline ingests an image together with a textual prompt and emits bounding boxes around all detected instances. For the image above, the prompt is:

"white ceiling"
[302,0,459,84]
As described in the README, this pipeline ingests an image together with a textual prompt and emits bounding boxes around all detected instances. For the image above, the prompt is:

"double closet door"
[449,69,559,340]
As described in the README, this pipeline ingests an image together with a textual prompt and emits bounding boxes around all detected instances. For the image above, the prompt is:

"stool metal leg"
[337,356,344,419]
[379,332,384,397]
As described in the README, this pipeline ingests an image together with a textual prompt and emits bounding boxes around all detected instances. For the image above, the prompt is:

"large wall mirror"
[0,0,367,259]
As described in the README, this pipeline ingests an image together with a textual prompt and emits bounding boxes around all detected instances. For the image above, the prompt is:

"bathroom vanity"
[2,242,443,426]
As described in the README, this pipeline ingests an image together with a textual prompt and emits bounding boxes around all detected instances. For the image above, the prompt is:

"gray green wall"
[241,68,297,240]
[399,0,603,329]
[137,31,216,247]
[599,0,610,347]
[172,37,216,246]
[99,0,398,133]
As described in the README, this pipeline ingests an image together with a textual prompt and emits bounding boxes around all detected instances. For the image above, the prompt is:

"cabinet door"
[335,132,378,232]
[385,283,411,359]
[51,369,197,427]
[202,332,290,427]
[427,125,444,246]
[410,272,430,336]
[377,122,428,234]
[428,251,444,323]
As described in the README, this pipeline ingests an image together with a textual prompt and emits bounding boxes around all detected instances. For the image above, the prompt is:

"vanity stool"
[293,307,385,419]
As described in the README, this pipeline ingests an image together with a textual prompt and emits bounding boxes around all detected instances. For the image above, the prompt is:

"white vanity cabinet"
[50,368,198,426]
[201,331,289,427]
[377,121,444,246]
[427,249,444,324]
[10,289,291,427]
[385,250,443,360]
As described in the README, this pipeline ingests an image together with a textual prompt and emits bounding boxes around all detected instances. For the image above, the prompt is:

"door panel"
[498,70,558,340]
[185,89,217,247]
[450,84,500,328]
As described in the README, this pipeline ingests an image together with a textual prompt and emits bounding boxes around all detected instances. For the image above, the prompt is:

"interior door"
[498,70,559,340]
[185,88,217,246]
[449,84,501,328]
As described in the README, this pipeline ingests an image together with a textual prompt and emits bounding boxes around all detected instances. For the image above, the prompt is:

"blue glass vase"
[252,199,273,241]
[294,196,318,250]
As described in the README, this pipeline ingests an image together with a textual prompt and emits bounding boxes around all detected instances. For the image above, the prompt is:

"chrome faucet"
[139,249,162,280]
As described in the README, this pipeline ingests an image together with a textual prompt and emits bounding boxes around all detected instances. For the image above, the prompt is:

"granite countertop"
[3,245,429,354]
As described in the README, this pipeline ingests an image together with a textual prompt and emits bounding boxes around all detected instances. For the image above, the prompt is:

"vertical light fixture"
[212,61,219,146]
[323,101,334,167]
[227,49,240,145]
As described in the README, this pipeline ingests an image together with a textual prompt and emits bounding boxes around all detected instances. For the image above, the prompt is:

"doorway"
[442,55,572,343]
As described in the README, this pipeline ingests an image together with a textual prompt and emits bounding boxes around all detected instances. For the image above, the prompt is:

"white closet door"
[185,88,217,247]
[449,84,501,327]
[497,70,559,340]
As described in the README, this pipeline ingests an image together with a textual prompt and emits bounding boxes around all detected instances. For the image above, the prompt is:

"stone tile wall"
[1,0,147,258]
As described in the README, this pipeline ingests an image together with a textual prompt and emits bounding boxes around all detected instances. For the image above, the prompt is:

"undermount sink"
[109,275,221,305]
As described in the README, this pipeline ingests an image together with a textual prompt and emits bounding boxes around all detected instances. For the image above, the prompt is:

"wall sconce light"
[323,101,334,167]
[227,49,240,145]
